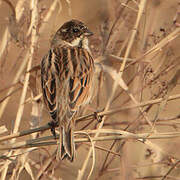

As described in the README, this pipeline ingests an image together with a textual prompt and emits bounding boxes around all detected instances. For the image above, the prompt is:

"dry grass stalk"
[0,0,38,179]
[0,0,180,179]
[0,0,59,120]
[0,92,179,145]
[3,129,180,152]
[10,0,38,178]
[77,0,148,177]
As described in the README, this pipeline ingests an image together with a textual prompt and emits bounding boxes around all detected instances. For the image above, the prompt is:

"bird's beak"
[84,29,93,36]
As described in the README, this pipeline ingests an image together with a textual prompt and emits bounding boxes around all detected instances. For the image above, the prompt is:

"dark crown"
[53,19,93,43]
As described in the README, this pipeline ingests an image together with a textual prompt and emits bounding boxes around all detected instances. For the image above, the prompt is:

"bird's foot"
[48,121,59,139]
[94,109,104,123]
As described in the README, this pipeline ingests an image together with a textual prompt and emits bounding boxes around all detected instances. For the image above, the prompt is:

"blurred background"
[0,0,180,179]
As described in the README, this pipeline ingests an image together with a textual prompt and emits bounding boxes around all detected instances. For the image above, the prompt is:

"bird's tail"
[57,125,75,161]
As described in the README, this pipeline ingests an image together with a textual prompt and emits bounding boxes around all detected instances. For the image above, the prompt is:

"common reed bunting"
[41,20,94,161]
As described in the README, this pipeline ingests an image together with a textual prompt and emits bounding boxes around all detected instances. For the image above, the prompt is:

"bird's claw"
[48,121,59,139]
[94,111,103,123]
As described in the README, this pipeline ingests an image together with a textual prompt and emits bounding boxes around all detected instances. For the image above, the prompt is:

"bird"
[41,19,94,161]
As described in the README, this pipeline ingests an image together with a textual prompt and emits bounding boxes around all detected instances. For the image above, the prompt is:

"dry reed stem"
[136,175,179,180]
[14,0,38,135]
[0,1,27,178]
[3,129,180,151]
[104,3,147,172]
[11,1,38,179]
[101,64,128,90]
[25,93,42,104]
[0,1,38,179]
[0,87,22,104]
[0,124,50,142]
[77,0,148,177]
[152,70,180,128]
[161,160,180,180]
[0,53,29,119]
[77,132,96,180]
[0,93,179,145]
[119,0,146,75]
[39,0,59,33]
[120,2,138,12]
[85,144,121,157]
[0,0,27,119]
[128,93,154,128]
[0,3,59,176]
[35,152,57,179]
[97,94,180,117]
[144,27,180,59]
[109,54,135,62]
[15,0,26,21]
[0,0,25,60]
[129,27,180,68]
[65,0,72,16]
[0,0,59,120]
[0,126,7,134]
[103,63,174,132]
[0,28,9,60]
[0,1,179,179]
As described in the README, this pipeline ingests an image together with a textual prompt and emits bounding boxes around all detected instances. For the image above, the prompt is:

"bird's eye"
[73,28,79,33]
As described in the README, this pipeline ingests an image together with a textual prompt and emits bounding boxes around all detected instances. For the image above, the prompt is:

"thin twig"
[161,160,180,180]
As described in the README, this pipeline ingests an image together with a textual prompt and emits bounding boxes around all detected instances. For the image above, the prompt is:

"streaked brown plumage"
[41,20,94,161]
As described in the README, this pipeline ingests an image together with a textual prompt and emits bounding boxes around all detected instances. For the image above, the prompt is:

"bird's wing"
[41,50,58,121]
[41,47,94,123]
[66,47,94,111]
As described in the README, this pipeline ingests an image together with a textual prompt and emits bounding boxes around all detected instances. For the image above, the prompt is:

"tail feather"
[58,126,75,161]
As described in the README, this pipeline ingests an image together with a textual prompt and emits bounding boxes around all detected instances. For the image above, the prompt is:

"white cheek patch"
[70,38,81,47]
[65,36,91,53]
[61,28,67,32]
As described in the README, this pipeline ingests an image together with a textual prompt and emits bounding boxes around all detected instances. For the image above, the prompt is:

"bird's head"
[51,19,93,48]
